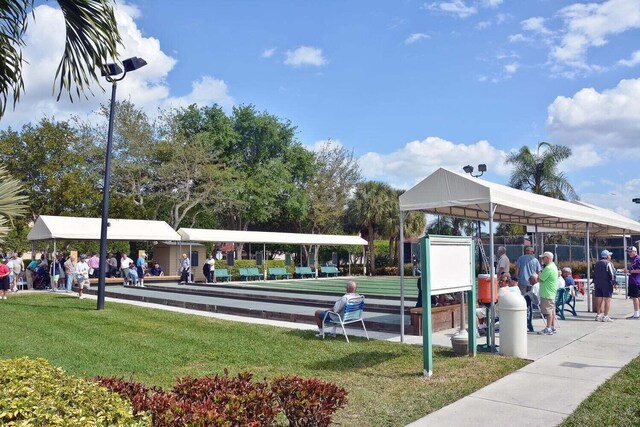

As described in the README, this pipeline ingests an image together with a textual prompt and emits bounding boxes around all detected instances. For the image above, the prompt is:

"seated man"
[314,281,360,337]
[127,261,141,287]
[149,262,164,276]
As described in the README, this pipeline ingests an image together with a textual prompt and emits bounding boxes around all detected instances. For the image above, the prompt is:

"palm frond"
[54,0,122,101]
[0,0,31,116]
[0,165,28,241]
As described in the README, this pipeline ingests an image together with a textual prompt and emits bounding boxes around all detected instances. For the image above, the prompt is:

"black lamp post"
[97,56,147,311]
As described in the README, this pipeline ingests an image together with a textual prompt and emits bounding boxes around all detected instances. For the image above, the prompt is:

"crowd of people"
[0,250,168,300]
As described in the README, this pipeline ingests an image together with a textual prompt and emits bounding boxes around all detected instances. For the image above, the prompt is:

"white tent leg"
[400,211,406,343]
[586,223,591,312]
[623,231,628,298]
[488,203,496,352]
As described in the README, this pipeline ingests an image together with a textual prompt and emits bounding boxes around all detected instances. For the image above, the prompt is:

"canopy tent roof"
[177,228,367,246]
[399,168,640,236]
[27,215,181,241]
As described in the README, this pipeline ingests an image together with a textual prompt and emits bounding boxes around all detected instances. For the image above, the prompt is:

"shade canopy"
[27,215,181,241]
[177,228,367,246]
[399,168,640,236]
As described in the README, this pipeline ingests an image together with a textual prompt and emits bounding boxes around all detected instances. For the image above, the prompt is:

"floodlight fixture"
[463,164,487,178]
[478,164,487,173]
[463,165,474,174]
[633,198,640,204]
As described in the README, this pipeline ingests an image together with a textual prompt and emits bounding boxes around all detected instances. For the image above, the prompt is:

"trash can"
[410,307,422,336]
[498,288,527,358]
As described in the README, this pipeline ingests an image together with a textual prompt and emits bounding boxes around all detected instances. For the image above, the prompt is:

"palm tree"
[505,141,577,200]
[347,181,396,275]
[0,0,121,117]
[383,189,425,263]
[0,166,28,241]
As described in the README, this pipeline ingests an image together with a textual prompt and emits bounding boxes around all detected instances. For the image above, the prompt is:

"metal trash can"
[498,288,527,358]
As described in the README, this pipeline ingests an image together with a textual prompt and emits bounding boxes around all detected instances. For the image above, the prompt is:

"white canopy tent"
[177,228,368,278]
[398,168,640,344]
[28,215,181,242]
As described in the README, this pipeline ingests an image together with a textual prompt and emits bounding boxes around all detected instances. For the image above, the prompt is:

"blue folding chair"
[321,295,369,343]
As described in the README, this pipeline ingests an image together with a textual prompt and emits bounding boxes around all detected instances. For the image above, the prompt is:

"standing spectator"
[593,250,616,322]
[515,246,542,296]
[120,252,133,286]
[412,253,419,276]
[207,255,215,282]
[496,246,510,277]
[88,252,100,279]
[64,255,77,292]
[0,261,10,299]
[6,256,14,292]
[50,255,61,292]
[136,252,147,287]
[537,251,559,335]
[180,253,190,285]
[415,275,423,308]
[25,257,37,290]
[11,252,24,292]
[203,255,215,283]
[75,255,90,299]
[107,252,118,278]
[625,246,640,319]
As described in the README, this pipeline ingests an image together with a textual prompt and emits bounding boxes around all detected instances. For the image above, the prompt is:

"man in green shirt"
[537,251,559,335]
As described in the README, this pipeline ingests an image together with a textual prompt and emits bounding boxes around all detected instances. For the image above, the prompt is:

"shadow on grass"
[6,295,95,311]
[308,350,402,372]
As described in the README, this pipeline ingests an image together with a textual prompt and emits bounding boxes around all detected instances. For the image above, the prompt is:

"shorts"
[78,279,90,290]
[136,266,144,278]
[0,276,9,291]
[594,285,613,298]
[319,310,336,324]
[628,283,640,299]
[540,298,555,315]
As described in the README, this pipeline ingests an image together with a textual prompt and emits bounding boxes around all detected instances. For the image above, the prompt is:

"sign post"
[421,235,476,377]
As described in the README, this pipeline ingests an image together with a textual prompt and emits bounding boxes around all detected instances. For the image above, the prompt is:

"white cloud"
[504,62,518,75]
[551,0,640,75]
[480,0,503,7]
[305,139,344,153]
[358,137,510,188]
[508,33,529,43]
[404,33,430,44]
[475,21,491,30]
[521,17,552,35]
[284,46,326,67]
[0,3,233,129]
[618,50,640,67]
[547,78,640,150]
[424,1,477,18]
[261,48,276,58]
[581,178,640,219]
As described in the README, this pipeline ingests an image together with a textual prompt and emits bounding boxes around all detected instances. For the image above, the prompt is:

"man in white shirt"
[75,254,90,299]
[120,252,133,286]
[496,246,510,277]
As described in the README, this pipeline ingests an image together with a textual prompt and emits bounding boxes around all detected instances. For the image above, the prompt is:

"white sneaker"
[602,316,614,322]
[595,314,603,322]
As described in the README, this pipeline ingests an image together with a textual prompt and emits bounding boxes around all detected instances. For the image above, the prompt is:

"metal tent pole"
[400,211,406,343]
[586,223,591,312]
[488,203,496,352]
[623,230,628,298]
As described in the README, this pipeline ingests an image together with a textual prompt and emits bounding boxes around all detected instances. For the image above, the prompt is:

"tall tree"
[346,181,396,275]
[0,0,121,117]
[506,141,577,200]
[383,189,425,263]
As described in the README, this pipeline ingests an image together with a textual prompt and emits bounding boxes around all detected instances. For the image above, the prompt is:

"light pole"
[97,57,147,310]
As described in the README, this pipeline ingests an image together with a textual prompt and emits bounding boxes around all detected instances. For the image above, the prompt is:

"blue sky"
[4,0,640,218]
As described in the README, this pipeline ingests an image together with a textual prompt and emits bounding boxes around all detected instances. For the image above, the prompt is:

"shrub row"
[0,357,149,426]
[96,371,348,427]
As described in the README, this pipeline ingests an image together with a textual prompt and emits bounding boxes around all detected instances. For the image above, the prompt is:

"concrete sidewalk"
[408,293,640,426]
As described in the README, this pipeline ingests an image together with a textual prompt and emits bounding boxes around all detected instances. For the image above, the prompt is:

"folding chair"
[321,295,369,343]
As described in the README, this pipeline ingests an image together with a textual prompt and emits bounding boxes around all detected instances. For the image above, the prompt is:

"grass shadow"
[307,350,401,372]
[6,295,95,312]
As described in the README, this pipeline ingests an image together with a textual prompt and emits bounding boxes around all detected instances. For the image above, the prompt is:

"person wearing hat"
[536,251,559,335]
[75,254,91,299]
[624,246,640,319]
[593,250,616,322]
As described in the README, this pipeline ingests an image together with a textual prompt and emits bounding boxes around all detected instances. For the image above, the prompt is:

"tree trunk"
[368,225,375,275]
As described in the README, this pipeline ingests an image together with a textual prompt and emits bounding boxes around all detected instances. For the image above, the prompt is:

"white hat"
[539,251,554,260]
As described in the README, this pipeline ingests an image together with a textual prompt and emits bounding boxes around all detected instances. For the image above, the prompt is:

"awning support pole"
[586,223,591,312]
[400,211,406,343]
[488,202,497,353]
[623,230,628,298]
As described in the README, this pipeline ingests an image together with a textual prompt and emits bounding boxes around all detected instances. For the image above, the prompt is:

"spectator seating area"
[294,266,314,278]
[239,268,262,281]
[320,266,340,277]
[268,267,292,280]
[214,268,231,282]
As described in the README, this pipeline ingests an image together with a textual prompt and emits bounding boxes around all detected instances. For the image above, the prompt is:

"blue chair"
[321,295,369,343]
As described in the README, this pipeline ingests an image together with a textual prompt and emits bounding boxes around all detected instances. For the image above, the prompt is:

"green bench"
[214,268,231,282]
[268,267,292,280]
[295,266,314,278]
[239,267,262,281]
[320,266,340,277]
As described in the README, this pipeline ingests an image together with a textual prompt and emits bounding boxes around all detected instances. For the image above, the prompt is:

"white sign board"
[426,235,473,295]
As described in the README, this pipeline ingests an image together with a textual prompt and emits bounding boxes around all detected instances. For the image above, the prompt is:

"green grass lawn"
[0,293,526,426]
[560,355,640,427]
